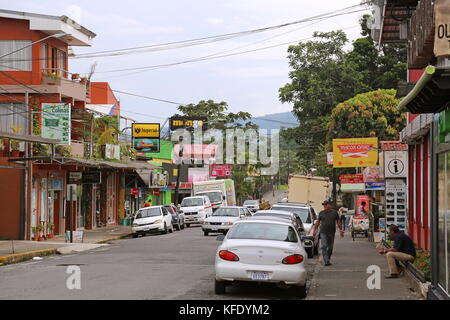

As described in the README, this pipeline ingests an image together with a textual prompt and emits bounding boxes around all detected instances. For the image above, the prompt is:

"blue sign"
[365,182,385,190]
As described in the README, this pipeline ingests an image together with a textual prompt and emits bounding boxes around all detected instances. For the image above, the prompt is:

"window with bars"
[0,40,32,71]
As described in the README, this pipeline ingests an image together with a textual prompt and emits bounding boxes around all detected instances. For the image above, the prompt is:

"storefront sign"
[131,123,160,138]
[68,172,82,184]
[384,151,408,178]
[82,171,101,184]
[169,117,207,131]
[332,138,378,168]
[41,103,71,145]
[188,167,210,183]
[210,164,232,177]
[340,174,364,184]
[169,182,192,189]
[434,0,450,58]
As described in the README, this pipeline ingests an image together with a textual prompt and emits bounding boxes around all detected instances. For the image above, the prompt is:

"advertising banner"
[169,117,207,131]
[363,166,385,190]
[133,138,160,153]
[332,138,378,168]
[131,123,160,138]
[356,195,370,217]
[210,164,232,178]
[41,103,71,145]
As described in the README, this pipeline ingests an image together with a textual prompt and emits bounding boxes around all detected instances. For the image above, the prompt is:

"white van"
[179,196,213,227]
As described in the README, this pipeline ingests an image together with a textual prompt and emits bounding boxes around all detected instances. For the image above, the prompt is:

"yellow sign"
[132,123,160,138]
[332,138,378,168]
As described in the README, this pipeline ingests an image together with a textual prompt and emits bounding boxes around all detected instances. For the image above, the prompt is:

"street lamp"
[0,32,68,60]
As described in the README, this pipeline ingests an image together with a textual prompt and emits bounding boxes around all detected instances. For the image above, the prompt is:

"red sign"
[169,182,193,189]
[356,195,370,217]
[339,174,364,184]
[131,188,139,196]
[153,190,160,196]
[210,164,232,177]
[380,141,408,151]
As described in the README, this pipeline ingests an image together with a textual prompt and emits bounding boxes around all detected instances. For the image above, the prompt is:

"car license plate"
[250,272,269,281]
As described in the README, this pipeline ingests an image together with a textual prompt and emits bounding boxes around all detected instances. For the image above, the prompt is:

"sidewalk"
[306,231,419,300]
[0,225,132,265]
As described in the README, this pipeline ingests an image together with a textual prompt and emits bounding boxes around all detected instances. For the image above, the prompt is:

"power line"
[0,4,369,64]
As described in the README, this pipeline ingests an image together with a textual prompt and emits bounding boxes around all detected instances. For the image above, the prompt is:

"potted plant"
[10,140,20,157]
[47,223,54,239]
[33,143,49,156]
[71,73,80,80]
[36,224,44,241]
[31,226,37,241]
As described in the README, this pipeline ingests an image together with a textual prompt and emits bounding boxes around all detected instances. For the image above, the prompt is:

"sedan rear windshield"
[181,198,203,207]
[212,208,239,217]
[135,207,161,219]
[271,206,311,223]
[253,212,292,221]
[227,223,298,243]
[243,200,259,206]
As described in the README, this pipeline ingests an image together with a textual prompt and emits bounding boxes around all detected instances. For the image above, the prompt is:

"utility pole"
[332,167,337,208]
[174,136,184,205]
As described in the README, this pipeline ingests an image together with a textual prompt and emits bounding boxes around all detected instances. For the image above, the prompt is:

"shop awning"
[9,156,159,171]
[398,65,450,114]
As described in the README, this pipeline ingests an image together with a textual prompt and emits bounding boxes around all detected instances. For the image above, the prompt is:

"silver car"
[243,200,260,213]
[202,206,252,236]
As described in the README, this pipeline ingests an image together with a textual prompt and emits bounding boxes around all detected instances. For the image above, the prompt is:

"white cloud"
[206,17,224,25]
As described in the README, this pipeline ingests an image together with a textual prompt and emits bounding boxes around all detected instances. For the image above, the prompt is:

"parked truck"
[287,175,331,214]
[192,179,236,210]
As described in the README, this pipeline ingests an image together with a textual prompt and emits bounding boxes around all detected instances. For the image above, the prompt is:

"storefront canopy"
[398,65,450,114]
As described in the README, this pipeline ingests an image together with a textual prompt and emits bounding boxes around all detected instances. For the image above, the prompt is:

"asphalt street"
[0,225,317,300]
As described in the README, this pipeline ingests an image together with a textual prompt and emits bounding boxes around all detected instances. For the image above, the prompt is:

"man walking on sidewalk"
[312,200,344,266]
[379,224,416,278]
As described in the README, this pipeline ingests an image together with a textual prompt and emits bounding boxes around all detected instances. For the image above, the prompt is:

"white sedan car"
[202,206,252,236]
[132,206,173,237]
[214,219,308,298]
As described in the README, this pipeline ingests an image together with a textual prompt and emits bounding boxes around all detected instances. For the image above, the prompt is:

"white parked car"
[214,219,308,298]
[243,200,260,213]
[202,206,252,236]
[132,206,173,237]
[179,196,213,227]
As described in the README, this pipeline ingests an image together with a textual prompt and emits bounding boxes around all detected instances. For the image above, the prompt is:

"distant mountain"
[244,111,298,130]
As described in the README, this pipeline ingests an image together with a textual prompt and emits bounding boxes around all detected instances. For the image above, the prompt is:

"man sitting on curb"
[378,224,416,279]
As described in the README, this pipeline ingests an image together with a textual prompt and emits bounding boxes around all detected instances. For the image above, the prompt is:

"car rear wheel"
[186,224,190,228]
[204,230,209,236]
[294,285,307,298]
[132,234,138,238]
[214,279,226,294]
[180,222,185,230]
[306,247,314,258]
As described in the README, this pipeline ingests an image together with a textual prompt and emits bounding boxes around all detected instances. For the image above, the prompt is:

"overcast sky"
[1,0,371,123]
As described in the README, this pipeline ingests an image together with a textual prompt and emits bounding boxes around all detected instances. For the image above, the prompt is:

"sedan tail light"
[218,250,239,262]
[282,254,304,264]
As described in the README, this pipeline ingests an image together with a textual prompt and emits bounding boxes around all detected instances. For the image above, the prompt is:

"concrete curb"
[0,248,57,266]
[403,268,429,299]
[94,233,132,244]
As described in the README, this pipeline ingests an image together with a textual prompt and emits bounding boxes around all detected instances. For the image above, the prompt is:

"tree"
[327,89,406,142]
[278,15,407,178]
[175,100,255,130]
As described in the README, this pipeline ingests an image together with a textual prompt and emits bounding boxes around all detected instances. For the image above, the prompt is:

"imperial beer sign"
[332,138,378,168]
[434,0,450,57]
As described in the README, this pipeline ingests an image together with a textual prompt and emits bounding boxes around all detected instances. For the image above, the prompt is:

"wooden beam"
[0,131,59,144]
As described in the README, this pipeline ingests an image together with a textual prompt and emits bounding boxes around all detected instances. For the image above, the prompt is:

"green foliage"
[176,100,256,130]
[278,15,407,178]
[413,249,431,280]
[327,89,406,144]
